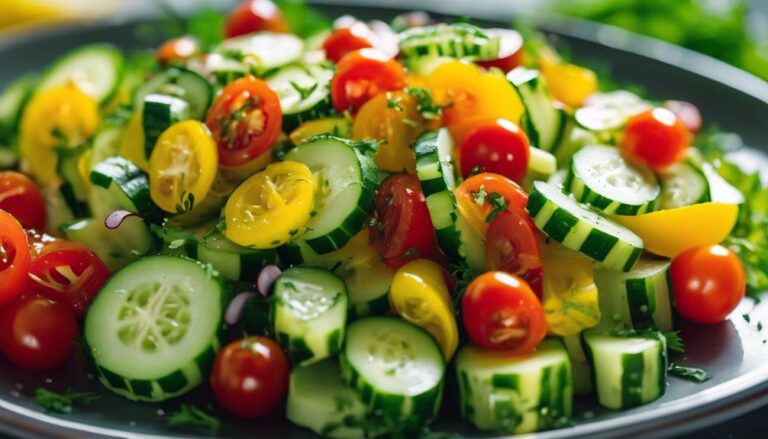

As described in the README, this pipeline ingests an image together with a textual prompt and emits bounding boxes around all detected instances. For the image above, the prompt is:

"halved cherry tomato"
[485,210,543,297]
[0,295,79,371]
[477,29,525,72]
[622,108,690,170]
[670,244,745,324]
[211,336,290,418]
[461,271,547,352]
[323,23,374,63]
[0,171,46,230]
[454,172,528,238]
[330,49,406,114]
[0,211,31,305]
[369,174,436,268]
[224,0,288,38]
[156,36,200,65]
[28,241,110,317]
[26,229,57,257]
[458,119,530,182]
[206,76,282,167]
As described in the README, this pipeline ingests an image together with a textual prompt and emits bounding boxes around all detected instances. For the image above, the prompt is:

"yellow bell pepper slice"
[289,117,351,145]
[19,84,99,185]
[614,202,738,258]
[119,111,148,171]
[149,120,219,214]
[539,50,598,109]
[389,258,458,359]
[224,160,315,248]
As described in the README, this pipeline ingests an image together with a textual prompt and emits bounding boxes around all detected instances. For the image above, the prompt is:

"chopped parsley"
[35,388,100,414]
[469,166,485,177]
[386,92,404,111]
[472,185,488,205]
[405,86,451,120]
[485,192,509,223]
[290,80,318,100]
[668,363,712,383]
[168,404,221,432]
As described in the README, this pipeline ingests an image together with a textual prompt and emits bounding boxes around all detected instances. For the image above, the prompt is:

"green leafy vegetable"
[35,388,100,414]
[485,192,509,223]
[668,363,712,383]
[274,0,331,38]
[168,404,221,432]
[405,87,451,120]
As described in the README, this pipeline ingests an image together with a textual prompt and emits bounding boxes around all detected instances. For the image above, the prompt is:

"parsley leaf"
[469,166,485,177]
[668,363,712,383]
[290,81,318,100]
[35,388,100,414]
[472,185,487,205]
[168,404,221,432]
[485,192,509,223]
[386,92,404,111]
[405,87,451,120]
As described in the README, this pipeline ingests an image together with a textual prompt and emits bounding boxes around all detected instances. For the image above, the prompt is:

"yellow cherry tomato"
[149,120,219,214]
[539,51,598,108]
[352,92,425,173]
[614,202,738,258]
[289,117,351,145]
[389,258,458,359]
[541,241,601,336]
[19,85,99,184]
[224,160,315,248]
[427,60,524,142]
[119,111,148,171]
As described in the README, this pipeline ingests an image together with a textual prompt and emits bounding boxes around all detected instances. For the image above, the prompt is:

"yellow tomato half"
[20,85,99,184]
[224,160,316,249]
[614,202,738,258]
[289,117,351,145]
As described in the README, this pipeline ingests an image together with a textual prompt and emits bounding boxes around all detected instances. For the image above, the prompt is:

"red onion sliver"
[257,265,282,297]
[105,210,140,230]
[225,292,257,326]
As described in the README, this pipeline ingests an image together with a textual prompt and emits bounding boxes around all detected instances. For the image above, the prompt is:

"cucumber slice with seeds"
[507,67,567,152]
[185,225,277,282]
[267,63,335,131]
[89,157,158,220]
[216,32,304,72]
[658,161,710,209]
[134,67,213,120]
[61,216,154,271]
[565,145,659,215]
[84,256,223,402]
[527,181,644,272]
[399,23,500,60]
[38,44,124,104]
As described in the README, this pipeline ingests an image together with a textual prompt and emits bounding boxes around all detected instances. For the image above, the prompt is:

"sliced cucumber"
[507,67,567,152]
[134,67,213,120]
[272,267,348,366]
[61,216,154,271]
[38,44,124,104]
[565,145,660,215]
[341,317,446,427]
[583,331,667,410]
[563,334,592,395]
[405,56,455,77]
[702,162,745,204]
[185,225,277,282]
[456,338,572,434]
[142,94,190,159]
[89,157,158,220]
[527,181,643,272]
[414,129,457,197]
[0,74,36,140]
[575,91,650,134]
[287,359,373,439]
[267,63,335,131]
[90,122,126,171]
[84,256,222,402]
[399,23,500,60]
[216,32,304,73]
[594,258,674,332]
[283,136,378,254]
[56,144,91,218]
[528,146,558,177]
[658,161,710,209]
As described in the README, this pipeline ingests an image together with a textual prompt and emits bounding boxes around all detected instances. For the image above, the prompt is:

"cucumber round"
[185,227,277,282]
[38,44,124,104]
[399,23,500,60]
[84,256,223,402]
[658,161,710,209]
[216,32,304,72]
[267,63,335,131]
[134,67,213,120]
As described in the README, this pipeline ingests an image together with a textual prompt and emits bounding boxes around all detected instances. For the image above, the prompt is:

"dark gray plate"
[1,1,768,438]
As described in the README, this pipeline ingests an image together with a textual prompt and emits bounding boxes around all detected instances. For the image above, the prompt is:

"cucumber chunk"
[507,67,567,152]
[216,32,304,72]
[658,161,710,209]
[134,67,213,120]
[38,44,124,104]
[399,23,500,61]
[142,94,190,159]
[61,216,154,271]
[89,157,158,220]
[185,225,277,282]
[267,63,335,131]
[84,256,223,402]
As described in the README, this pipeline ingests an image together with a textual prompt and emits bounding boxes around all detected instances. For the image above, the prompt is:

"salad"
[0,0,753,436]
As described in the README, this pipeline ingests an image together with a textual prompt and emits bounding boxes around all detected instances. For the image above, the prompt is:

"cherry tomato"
[369,174,436,268]
[156,36,200,65]
[458,119,530,182]
[0,211,31,306]
[477,29,525,72]
[330,49,405,114]
[224,0,288,38]
[28,241,111,317]
[0,295,79,371]
[622,108,690,170]
[485,210,543,297]
[670,244,745,324]
[25,229,57,257]
[206,76,282,167]
[664,100,702,134]
[210,336,290,418]
[323,23,374,63]
[0,171,46,230]
[454,172,529,238]
[461,271,547,352]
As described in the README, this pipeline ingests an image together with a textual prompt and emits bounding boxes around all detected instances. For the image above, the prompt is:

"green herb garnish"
[485,192,509,223]
[668,363,712,383]
[35,388,100,414]
[168,404,221,432]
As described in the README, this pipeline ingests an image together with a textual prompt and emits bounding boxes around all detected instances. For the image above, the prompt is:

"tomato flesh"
[0,211,31,305]
[210,336,290,418]
[622,108,690,170]
[156,36,200,65]
[454,172,528,238]
[458,119,530,182]
[0,171,46,230]
[323,23,374,63]
[225,0,288,38]
[461,271,547,352]
[0,295,79,371]
[670,244,745,324]
[331,49,406,114]
[485,210,543,297]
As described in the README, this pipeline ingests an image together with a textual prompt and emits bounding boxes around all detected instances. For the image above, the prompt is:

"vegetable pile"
[0,1,756,436]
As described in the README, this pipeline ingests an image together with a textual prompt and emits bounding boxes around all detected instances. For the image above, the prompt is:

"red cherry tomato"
[0,211,31,306]
[0,295,79,371]
[477,29,525,73]
[454,172,529,239]
[224,0,288,38]
[0,171,46,230]
[458,119,530,182]
[670,244,745,324]
[25,228,57,257]
[485,210,543,297]
[330,49,406,114]
[461,271,547,352]
[663,100,702,134]
[210,336,290,418]
[323,23,374,63]
[28,241,111,317]
[205,76,282,167]
[156,36,200,65]
[622,108,690,170]
[369,174,437,268]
